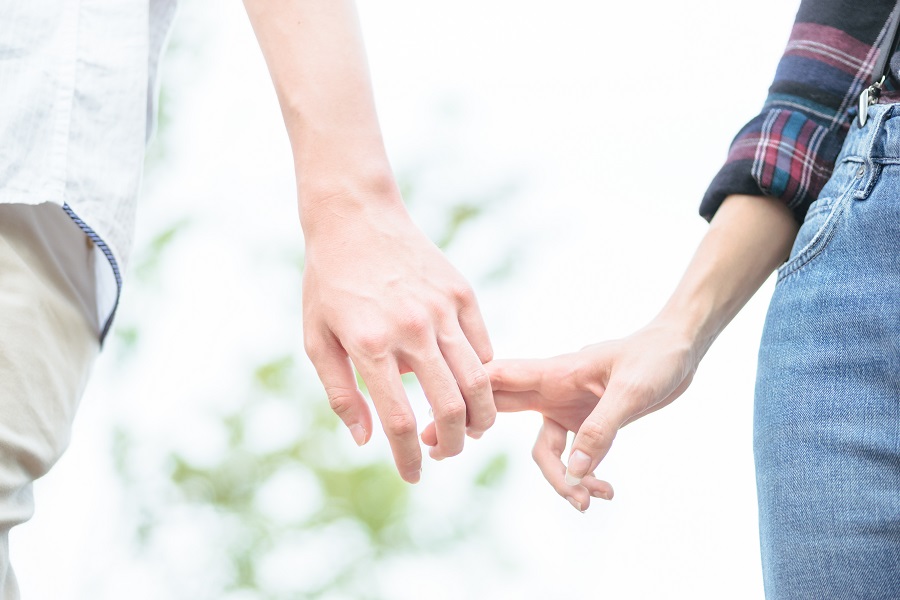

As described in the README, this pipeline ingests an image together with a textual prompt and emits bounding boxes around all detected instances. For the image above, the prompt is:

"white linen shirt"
[0,0,177,340]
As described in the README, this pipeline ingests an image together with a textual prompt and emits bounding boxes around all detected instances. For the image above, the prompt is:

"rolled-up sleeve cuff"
[700,108,846,224]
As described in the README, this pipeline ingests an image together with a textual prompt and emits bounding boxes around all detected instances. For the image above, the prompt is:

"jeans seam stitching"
[777,187,852,282]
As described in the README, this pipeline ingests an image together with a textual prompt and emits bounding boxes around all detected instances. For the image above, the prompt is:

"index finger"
[491,389,544,413]
[353,354,422,483]
[457,291,493,363]
[486,359,547,392]
[306,331,372,446]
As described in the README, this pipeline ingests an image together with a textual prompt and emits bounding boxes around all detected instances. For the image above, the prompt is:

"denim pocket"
[776,159,861,282]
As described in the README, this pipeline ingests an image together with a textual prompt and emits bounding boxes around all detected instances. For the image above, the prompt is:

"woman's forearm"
[658,194,799,362]
[243,0,400,233]
[487,194,800,503]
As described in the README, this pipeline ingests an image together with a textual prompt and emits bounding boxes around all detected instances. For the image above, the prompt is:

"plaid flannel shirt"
[701,0,897,223]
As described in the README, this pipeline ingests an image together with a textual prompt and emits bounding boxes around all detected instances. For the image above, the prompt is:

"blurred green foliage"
[110,170,514,597]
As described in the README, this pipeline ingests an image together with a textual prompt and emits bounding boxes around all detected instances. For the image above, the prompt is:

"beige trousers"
[0,203,99,599]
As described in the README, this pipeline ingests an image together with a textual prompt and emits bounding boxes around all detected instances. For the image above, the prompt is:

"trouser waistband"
[843,102,900,162]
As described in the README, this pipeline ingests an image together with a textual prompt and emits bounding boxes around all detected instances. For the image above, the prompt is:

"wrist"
[648,194,795,364]
[298,164,407,240]
[652,292,721,365]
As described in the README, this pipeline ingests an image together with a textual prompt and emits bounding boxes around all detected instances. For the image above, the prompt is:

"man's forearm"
[244,0,497,479]
[243,0,401,233]
[657,194,799,361]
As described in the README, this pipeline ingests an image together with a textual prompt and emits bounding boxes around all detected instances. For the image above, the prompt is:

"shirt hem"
[61,203,122,345]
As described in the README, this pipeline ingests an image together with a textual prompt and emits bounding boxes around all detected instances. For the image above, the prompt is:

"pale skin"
[243,0,800,506]
[243,0,495,484]
[478,193,800,511]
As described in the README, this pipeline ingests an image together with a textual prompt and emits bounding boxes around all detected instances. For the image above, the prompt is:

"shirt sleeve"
[700,0,896,223]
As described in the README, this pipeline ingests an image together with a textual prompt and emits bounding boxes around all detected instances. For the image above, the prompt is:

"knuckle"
[385,409,416,438]
[468,401,496,433]
[355,329,390,358]
[570,355,595,385]
[303,333,324,362]
[429,301,452,324]
[325,388,356,418]
[452,283,475,305]
[474,408,496,431]
[579,417,614,450]
[488,364,505,388]
[463,368,490,394]
[436,399,466,423]
[398,308,432,340]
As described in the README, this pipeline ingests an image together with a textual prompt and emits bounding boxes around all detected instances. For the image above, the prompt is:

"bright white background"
[13,0,800,598]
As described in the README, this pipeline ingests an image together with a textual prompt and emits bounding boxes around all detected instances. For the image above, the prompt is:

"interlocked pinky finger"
[532,417,592,512]
[420,420,437,447]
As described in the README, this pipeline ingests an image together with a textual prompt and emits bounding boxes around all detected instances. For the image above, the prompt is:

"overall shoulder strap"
[872,0,900,82]
[858,1,900,125]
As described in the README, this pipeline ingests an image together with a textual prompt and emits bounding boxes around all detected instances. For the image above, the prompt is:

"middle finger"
[406,344,467,460]
[438,326,495,439]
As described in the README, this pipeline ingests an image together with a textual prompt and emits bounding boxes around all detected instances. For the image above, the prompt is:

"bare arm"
[244,0,495,482]
[659,193,799,364]
[486,194,798,511]
[243,0,396,224]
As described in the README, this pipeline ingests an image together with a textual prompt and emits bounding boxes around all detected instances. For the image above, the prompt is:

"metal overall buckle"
[859,75,886,127]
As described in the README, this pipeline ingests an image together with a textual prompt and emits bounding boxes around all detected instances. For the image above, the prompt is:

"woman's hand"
[479,194,799,511]
[485,320,700,511]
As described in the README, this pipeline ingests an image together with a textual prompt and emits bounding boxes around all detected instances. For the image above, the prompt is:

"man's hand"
[243,0,496,482]
[302,201,494,483]
[484,320,698,511]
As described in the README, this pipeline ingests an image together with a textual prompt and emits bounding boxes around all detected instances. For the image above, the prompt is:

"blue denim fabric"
[755,103,900,599]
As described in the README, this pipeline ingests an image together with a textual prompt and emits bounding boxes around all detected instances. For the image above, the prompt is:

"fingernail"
[348,424,367,447]
[565,496,584,512]
[591,490,612,501]
[565,450,591,486]
[466,427,483,440]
